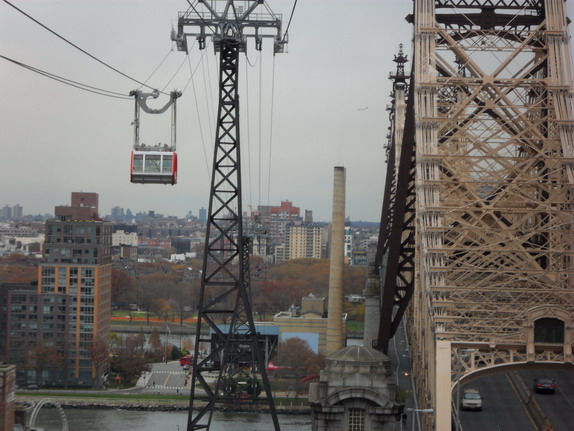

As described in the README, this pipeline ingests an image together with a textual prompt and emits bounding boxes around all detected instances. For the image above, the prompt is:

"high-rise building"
[344,226,353,262]
[12,204,23,219]
[252,201,302,252]
[286,223,324,260]
[0,284,40,383]
[37,192,112,386]
[199,207,207,224]
[110,206,125,222]
[1,205,12,220]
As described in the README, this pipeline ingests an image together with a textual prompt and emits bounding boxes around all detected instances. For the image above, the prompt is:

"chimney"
[326,166,346,355]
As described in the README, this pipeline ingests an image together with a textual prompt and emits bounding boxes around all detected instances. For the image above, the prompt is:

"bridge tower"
[377,1,574,429]
[172,2,285,430]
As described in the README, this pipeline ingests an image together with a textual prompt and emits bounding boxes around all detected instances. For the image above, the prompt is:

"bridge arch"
[451,361,574,390]
[28,398,69,431]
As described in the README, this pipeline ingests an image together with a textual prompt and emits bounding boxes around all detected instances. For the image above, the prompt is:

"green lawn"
[16,391,310,406]
[17,391,188,401]
[346,320,364,333]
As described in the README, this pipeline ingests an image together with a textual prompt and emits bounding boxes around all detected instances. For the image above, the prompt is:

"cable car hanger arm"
[129,89,182,114]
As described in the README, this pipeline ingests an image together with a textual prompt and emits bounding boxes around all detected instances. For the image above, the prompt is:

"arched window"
[534,318,564,344]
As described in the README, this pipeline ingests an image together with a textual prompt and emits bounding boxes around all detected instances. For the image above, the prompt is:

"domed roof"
[328,345,388,363]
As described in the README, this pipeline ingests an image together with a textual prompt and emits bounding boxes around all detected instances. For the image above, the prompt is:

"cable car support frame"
[172,2,285,430]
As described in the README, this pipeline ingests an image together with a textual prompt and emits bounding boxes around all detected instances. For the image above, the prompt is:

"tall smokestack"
[326,166,346,356]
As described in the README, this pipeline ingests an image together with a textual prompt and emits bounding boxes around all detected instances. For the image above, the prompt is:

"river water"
[32,408,311,431]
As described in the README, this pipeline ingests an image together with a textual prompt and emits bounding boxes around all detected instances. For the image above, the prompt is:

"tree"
[26,344,64,386]
[109,334,150,385]
[148,327,164,361]
[111,268,141,323]
[274,337,323,396]
[255,258,367,313]
[135,328,146,349]
[90,338,110,388]
[138,272,182,323]
[149,328,162,351]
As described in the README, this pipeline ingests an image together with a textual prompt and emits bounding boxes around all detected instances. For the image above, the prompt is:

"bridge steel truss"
[377,1,574,429]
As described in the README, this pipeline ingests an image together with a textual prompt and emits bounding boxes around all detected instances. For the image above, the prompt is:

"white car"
[460,388,483,411]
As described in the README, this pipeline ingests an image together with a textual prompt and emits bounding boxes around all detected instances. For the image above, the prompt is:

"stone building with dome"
[309,345,403,431]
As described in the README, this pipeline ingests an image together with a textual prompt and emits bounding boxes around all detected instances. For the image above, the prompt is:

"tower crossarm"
[173,0,285,53]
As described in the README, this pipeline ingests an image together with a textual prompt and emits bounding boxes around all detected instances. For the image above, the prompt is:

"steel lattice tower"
[377,1,574,428]
[173,2,285,430]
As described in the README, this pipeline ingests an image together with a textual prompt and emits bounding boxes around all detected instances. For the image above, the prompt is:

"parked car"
[25,384,39,390]
[460,388,483,411]
[533,378,556,394]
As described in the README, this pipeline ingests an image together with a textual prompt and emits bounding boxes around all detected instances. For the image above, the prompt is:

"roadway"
[458,369,574,431]
[135,361,211,395]
[457,373,536,431]
[520,369,574,430]
[133,360,227,398]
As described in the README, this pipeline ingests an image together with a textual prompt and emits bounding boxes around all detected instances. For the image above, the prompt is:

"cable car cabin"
[130,151,177,185]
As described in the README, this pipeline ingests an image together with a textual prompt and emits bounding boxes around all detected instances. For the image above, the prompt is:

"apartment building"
[0,193,112,387]
[38,192,112,386]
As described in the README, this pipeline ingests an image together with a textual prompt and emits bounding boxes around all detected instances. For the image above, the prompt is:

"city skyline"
[1,0,416,223]
[0,198,377,223]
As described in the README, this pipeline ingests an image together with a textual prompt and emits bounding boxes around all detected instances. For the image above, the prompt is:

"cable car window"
[133,154,144,172]
[145,155,161,172]
[162,155,173,172]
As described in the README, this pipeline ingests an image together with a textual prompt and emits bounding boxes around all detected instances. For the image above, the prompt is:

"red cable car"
[130,149,178,185]
[129,90,181,185]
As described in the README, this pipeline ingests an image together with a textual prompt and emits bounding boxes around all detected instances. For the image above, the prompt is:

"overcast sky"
[1,1,573,222]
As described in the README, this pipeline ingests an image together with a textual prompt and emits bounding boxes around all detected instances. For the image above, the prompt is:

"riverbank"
[16,392,311,414]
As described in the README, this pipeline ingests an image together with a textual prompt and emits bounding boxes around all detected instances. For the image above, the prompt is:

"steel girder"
[395,0,574,428]
[376,78,418,354]
[412,0,574,344]
[187,39,279,431]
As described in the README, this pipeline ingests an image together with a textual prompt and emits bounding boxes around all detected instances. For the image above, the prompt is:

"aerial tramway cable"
[186,48,212,179]
[0,55,131,99]
[1,0,166,94]
[244,55,254,209]
[266,54,277,207]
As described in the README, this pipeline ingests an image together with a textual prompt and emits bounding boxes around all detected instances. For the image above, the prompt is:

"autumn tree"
[90,338,110,388]
[138,272,180,322]
[135,328,146,349]
[109,334,150,385]
[274,337,324,396]
[149,328,162,350]
[26,344,64,386]
[254,258,366,313]
[111,268,139,311]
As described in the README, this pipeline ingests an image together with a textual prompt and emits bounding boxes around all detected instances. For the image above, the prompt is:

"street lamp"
[406,408,434,431]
